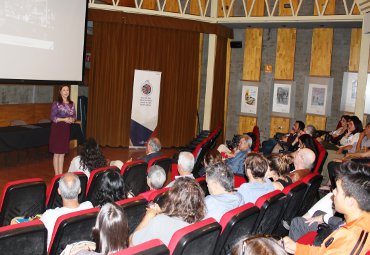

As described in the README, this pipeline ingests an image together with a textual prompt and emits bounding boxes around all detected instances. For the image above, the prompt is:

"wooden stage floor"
[0,146,177,192]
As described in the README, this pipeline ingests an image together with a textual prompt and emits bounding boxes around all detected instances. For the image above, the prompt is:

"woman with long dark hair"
[49,85,76,175]
[95,169,126,207]
[68,138,107,178]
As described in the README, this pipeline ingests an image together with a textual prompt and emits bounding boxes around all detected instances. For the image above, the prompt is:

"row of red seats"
[0,172,323,255]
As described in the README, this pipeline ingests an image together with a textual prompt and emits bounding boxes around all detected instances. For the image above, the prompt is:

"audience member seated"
[326,115,351,144]
[40,173,93,249]
[288,192,336,241]
[231,235,287,255]
[304,125,317,136]
[95,169,127,207]
[237,153,275,203]
[262,120,305,155]
[223,135,252,175]
[130,177,205,246]
[198,150,223,177]
[68,138,107,178]
[139,165,166,200]
[204,163,244,222]
[166,151,195,187]
[289,148,316,182]
[135,137,162,163]
[265,154,293,190]
[74,203,129,255]
[290,134,319,167]
[283,162,370,254]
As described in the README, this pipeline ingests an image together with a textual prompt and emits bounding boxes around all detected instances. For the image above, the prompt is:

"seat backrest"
[253,190,286,235]
[195,177,209,196]
[86,166,119,206]
[116,197,148,234]
[234,175,246,188]
[192,141,212,178]
[121,160,148,196]
[0,178,46,226]
[46,172,88,209]
[252,126,260,152]
[215,203,260,255]
[147,157,172,177]
[112,239,169,255]
[0,219,47,255]
[274,182,308,236]
[313,139,328,174]
[298,174,323,216]
[48,208,99,255]
[168,218,222,255]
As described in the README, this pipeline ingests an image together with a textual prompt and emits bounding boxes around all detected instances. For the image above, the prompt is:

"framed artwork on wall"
[341,72,370,114]
[306,83,328,115]
[272,83,291,114]
[241,85,258,115]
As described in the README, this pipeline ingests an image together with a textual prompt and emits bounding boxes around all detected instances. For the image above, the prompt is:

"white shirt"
[68,156,90,178]
[40,201,93,249]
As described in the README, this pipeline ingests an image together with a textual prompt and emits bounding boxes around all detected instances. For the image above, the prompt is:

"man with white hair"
[139,137,162,163]
[293,148,316,171]
[40,173,93,249]
[225,134,252,175]
[139,165,167,200]
[166,151,195,187]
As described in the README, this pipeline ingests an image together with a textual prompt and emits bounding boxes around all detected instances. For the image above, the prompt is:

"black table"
[0,123,83,152]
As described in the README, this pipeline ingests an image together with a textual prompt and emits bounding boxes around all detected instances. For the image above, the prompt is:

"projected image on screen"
[0,0,87,83]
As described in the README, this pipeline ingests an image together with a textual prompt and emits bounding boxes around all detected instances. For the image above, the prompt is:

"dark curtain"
[210,36,228,142]
[87,22,200,147]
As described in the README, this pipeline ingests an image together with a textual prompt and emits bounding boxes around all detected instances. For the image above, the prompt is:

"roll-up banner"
[130,69,161,147]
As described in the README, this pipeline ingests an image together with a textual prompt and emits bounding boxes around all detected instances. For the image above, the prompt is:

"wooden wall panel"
[314,0,336,15]
[243,29,263,81]
[0,103,51,127]
[190,0,205,15]
[349,28,362,72]
[239,116,257,134]
[275,29,296,80]
[279,0,298,16]
[269,117,290,138]
[246,0,265,16]
[310,28,333,76]
[306,114,327,130]
[164,0,180,13]
[142,0,156,10]
[218,0,233,17]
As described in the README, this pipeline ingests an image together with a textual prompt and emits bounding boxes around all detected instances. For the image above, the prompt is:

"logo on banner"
[141,80,152,96]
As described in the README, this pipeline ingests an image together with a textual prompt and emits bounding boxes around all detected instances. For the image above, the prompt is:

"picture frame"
[306,83,328,115]
[272,83,291,114]
[241,85,258,115]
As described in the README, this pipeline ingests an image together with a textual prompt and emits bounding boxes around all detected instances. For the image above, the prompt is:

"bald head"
[58,173,81,200]
[294,148,316,170]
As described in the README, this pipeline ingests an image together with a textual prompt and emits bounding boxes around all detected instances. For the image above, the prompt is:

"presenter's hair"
[57,85,73,104]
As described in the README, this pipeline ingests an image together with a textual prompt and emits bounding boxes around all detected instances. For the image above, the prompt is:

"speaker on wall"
[230,41,243,48]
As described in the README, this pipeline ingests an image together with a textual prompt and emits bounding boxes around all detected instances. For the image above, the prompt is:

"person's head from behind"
[244,153,269,181]
[266,154,292,178]
[334,162,370,215]
[80,137,107,172]
[96,168,126,207]
[204,151,222,167]
[293,148,316,170]
[146,137,161,154]
[178,151,195,175]
[147,165,166,190]
[58,173,81,201]
[231,235,287,255]
[298,134,318,157]
[293,121,305,133]
[238,135,253,152]
[162,177,205,224]
[206,163,234,195]
[348,116,363,134]
[92,203,128,255]
[304,125,316,136]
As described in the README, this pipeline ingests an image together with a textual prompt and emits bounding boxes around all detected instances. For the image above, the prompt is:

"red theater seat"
[298,173,323,216]
[116,197,148,234]
[0,219,47,255]
[112,239,169,255]
[215,203,259,255]
[121,160,148,196]
[297,231,317,245]
[313,139,328,174]
[167,218,221,255]
[0,178,46,226]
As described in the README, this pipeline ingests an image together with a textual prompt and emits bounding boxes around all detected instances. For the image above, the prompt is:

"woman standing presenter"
[50,85,76,175]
